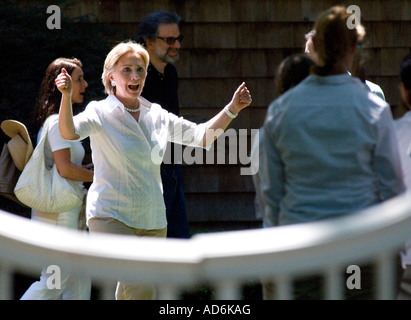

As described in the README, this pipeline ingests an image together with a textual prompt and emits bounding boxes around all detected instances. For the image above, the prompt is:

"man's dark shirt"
[141,63,179,116]
[141,62,179,164]
[141,61,190,238]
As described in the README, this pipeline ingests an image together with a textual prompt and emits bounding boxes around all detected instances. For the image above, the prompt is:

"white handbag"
[14,115,86,213]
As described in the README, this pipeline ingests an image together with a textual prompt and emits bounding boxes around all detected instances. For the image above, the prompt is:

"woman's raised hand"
[230,82,252,114]
[55,68,72,95]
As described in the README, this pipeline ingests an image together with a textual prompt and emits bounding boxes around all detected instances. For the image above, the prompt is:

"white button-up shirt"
[261,74,405,226]
[72,95,207,229]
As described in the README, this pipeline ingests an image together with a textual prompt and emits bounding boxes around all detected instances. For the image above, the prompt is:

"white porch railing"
[1,191,411,300]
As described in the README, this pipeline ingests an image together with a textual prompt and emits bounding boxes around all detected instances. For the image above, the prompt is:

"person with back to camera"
[250,53,314,299]
[56,41,252,300]
[260,6,405,299]
[135,11,190,239]
[252,53,315,228]
[21,58,94,300]
[394,53,411,300]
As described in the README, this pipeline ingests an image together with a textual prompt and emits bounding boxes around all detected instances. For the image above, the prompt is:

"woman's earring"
[111,80,116,87]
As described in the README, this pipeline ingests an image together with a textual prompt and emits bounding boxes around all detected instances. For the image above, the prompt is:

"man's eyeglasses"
[156,35,184,45]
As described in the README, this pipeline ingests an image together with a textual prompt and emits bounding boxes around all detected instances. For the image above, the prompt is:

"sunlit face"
[71,67,88,104]
[153,23,181,64]
[109,51,147,104]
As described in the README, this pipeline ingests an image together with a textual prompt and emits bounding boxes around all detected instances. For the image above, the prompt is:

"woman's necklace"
[124,106,140,113]
[124,102,140,113]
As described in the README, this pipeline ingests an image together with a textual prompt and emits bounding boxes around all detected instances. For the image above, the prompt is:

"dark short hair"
[135,11,181,46]
[400,54,411,90]
[275,54,314,95]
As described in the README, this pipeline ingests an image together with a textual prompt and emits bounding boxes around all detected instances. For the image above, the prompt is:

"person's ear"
[145,38,156,51]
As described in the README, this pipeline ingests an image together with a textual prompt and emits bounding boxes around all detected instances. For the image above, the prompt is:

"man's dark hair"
[135,11,181,46]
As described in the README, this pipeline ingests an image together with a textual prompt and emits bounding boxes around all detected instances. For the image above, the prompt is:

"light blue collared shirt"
[261,74,405,226]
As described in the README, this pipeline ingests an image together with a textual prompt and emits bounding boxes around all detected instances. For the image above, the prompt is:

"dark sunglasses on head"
[156,34,184,45]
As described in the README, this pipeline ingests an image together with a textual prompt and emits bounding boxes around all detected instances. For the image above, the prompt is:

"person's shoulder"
[85,97,105,107]
[394,112,411,138]
[365,88,389,109]
[365,80,386,101]
[45,114,59,129]
[139,96,152,108]
[139,96,162,111]
[348,77,387,107]
[165,63,177,72]
[87,95,116,112]
[271,76,312,107]
[265,89,295,125]
[395,111,411,125]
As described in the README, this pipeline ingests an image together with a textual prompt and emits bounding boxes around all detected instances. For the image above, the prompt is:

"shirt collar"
[148,63,162,74]
[106,94,152,113]
[147,62,172,78]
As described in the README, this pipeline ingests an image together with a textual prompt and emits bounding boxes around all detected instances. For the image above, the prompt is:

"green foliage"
[0,0,127,142]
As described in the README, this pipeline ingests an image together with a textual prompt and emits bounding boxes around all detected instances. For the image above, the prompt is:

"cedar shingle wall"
[63,0,411,227]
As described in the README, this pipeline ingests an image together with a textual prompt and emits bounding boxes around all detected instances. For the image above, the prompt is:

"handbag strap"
[43,114,76,163]
[39,114,59,144]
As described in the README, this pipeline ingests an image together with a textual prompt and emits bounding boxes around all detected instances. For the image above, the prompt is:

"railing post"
[215,280,241,300]
[324,266,343,300]
[99,280,116,300]
[0,262,12,300]
[275,275,293,300]
[376,252,396,300]
[157,284,180,300]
